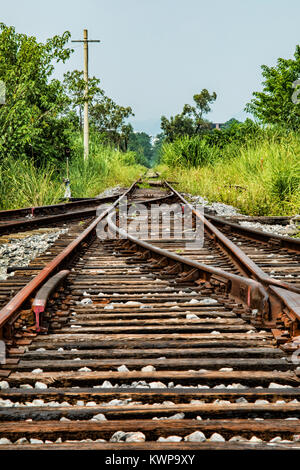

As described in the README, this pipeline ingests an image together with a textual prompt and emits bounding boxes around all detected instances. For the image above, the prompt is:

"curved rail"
[164,181,300,295]
[0,179,140,337]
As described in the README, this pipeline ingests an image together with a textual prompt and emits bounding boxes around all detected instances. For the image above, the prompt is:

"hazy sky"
[1,0,300,134]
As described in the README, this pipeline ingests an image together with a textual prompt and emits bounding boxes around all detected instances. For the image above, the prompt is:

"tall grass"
[162,136,220,168]
[0,134,143,210]
[158,133,300,216]
[0,158,63,209]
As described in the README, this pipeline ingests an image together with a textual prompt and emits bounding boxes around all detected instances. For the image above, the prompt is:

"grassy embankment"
[157,133,300,216]
[0,136,143,210]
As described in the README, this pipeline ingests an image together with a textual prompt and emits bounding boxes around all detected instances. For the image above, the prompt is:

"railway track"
[0,192,125,234]
[0,175,300,450]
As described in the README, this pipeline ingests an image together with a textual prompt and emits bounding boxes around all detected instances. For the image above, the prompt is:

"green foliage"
[128,131,154,167]
[67,135,142,198]
[0,158,63,209]
[161,89,217,142]
[245,45,300,129]
[202,119,262,149]
[151,133,164,166]
[158,131,300,216]
[0,24,74,164]
[63,69,134,151]
[162,135,219,168]
[0,136,143,210]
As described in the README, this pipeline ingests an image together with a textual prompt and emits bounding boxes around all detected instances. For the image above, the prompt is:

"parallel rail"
[0,175,299,449]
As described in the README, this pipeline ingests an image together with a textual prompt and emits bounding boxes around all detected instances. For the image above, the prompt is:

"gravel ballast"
[0,228,68,280]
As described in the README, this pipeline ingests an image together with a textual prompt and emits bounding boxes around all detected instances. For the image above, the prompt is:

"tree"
[64,69,134,151]
[160,89,217,141]
[63,70,103,130]
[90,98,134,150]
[0,24,74,164]
[128,131,153,167]
[245,45,300,130]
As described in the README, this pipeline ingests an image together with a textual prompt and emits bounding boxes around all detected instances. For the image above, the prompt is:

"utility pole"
[72,29,100,160]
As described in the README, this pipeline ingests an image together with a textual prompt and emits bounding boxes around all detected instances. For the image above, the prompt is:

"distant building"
[211,123,224,130]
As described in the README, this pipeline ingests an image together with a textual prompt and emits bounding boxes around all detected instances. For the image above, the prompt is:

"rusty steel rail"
[164,181,300,295]
[106,212,270,317]
[0,195,110,220]
[0,179,141,338]
[1,174,300,449]
[0,194,175,236]
[162,181,300,340]
[206,214,300,253]
[32,270,70,332]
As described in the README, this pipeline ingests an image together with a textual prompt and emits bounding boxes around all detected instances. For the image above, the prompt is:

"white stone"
[35,382,47,389]
[32,368,43,374]
[125,432,146,442]
[110,431,126,442]
[219,368,233,372]
[91,413,107,422]
[0,381,9,389]
[141,365,156,372]
[15,438,28,444]
[20,384,33,389]
[168,413,185,419]
[158,436,182,442]
[209,433,225,442]
[108,399,124,405]
[32,399,45,406]
[184,431,206,442]
[236,397,248,403]
[249,436,263,443]
[270,437,282,443]
[0,438,12,444]
[199,298,218,305]
[186,313,199,320]
[228,383,246,389]
[118,365,129,372]
[78,367,92,372]
[149,382,166,388]
[30,438,44,444]
[268,383,291,389]
[101,381,113,388]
